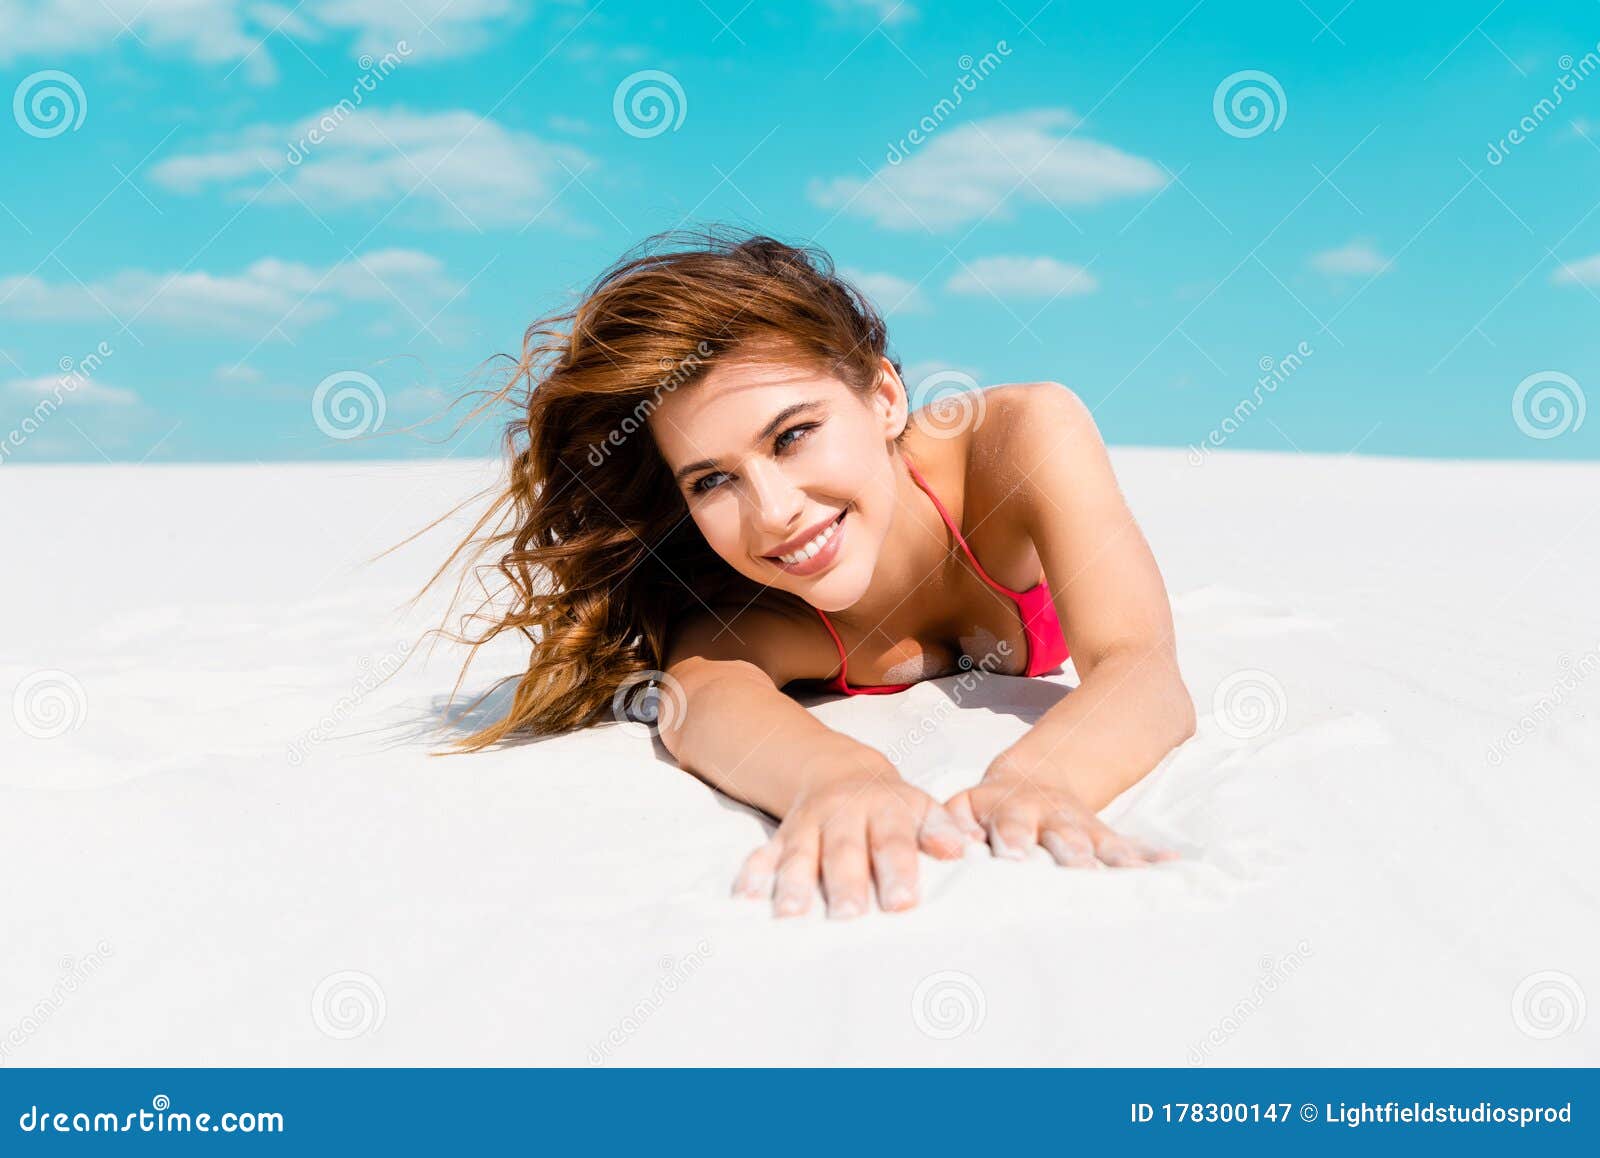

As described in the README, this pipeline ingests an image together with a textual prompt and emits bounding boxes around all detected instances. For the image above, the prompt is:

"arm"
[658,611,971,917]
[947,384,1196,865]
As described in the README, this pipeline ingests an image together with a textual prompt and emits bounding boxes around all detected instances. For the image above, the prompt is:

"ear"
[872,357,909,440]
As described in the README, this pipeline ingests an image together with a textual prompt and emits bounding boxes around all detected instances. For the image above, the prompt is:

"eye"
[686,423,820,497]
[775,422,818,453]
[688,470,725,496]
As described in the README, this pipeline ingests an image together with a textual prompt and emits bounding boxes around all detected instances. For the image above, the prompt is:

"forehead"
[648,357,839,463]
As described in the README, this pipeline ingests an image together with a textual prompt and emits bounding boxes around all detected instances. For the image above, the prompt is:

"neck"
[829,445,959,646]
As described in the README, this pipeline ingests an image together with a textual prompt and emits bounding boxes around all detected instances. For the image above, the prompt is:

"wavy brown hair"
[420,227,905,750]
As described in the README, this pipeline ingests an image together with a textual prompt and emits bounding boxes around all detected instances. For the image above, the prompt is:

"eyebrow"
[671,400,826,485]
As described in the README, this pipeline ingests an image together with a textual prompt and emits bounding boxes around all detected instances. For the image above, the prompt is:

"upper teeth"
[776,514,841,564]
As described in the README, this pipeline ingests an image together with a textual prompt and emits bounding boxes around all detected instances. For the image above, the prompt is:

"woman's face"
[648,354,907,611]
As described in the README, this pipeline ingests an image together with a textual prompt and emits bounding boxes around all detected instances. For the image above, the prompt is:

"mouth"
[763,506,849,576]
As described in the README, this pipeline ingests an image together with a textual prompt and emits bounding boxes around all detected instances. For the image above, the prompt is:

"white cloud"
[0,249,460,334]
[1552,253,1600,285]
[151,108,594,230]
[809,109,1166,230]
[1309,240,1392,277]
[824,0,918,23]
[841,268,928,313]
[4,375,139,406]
[945,256,1098,298]
[0,0,520,81]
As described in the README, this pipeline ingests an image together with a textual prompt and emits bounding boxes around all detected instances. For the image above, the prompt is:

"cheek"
[691,502,750,563]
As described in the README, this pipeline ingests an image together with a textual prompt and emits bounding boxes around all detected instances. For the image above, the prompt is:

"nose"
[741,459,806,543]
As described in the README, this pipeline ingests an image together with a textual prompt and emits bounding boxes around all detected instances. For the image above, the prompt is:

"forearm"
[991,645,1195,811]
[660,663,890,818]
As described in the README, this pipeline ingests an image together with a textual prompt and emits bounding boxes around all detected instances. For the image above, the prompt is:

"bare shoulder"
[662,592,841,691]
[967,381,1110,511]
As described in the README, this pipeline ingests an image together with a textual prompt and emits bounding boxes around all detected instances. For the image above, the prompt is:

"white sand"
[2,449,1597,1066]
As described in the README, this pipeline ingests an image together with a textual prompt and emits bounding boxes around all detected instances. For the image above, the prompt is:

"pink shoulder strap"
[902,453,1028,600]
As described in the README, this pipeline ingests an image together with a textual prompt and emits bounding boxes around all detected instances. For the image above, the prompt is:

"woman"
[430,228,1196,920]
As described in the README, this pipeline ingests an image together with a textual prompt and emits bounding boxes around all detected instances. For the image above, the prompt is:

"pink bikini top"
[813,454,1070,695]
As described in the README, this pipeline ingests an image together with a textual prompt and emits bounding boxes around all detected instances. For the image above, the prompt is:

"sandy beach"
[3,448,1596,1065]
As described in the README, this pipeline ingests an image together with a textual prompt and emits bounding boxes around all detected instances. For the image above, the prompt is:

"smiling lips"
[764,507,847,574]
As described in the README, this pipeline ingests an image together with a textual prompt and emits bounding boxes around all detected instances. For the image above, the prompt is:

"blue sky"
[1,0,1597,464]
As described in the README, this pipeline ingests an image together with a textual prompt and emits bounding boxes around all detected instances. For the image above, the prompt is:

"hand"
[944,767,1177,869]
[732,765,972,919]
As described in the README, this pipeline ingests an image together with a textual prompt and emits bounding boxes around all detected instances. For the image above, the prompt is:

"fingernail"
[774,890,806,917]
[990,833,1026,861]
[735,872,772,898]
[884,882,915,909]
[829,898,864,920]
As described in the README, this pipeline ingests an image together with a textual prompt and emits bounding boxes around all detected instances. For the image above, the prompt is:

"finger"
[820,817,871,920]
[1089,825,1146,868]
[732,838,782,899]
[916,803,967,860]
[868,809,921,912]
[1126,837,1181,864]
[772,830,820,917]
[943,791,987,843]
[1038,818,1099,869]
[987,807,1037,862]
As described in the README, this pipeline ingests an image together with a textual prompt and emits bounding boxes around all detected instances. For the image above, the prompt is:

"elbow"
[1171,684,1197,745]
